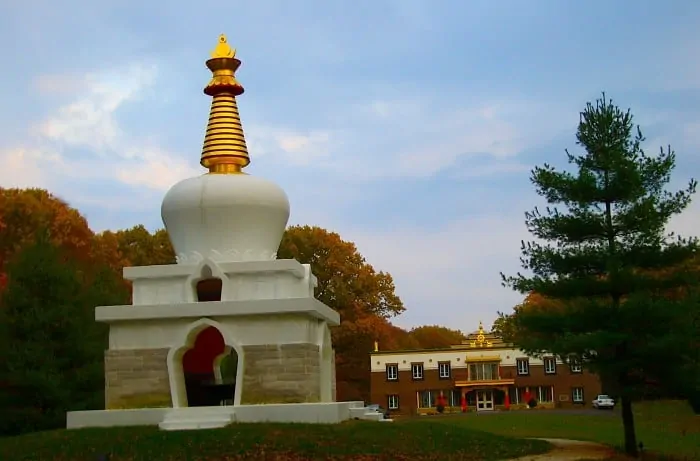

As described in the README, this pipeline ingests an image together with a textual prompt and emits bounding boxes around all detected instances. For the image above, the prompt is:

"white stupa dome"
[161,34,290,265]
[161,174,290,264]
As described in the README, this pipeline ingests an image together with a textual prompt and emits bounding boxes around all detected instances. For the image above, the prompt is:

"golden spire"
[200,34,250,174]
[374,341,379,352]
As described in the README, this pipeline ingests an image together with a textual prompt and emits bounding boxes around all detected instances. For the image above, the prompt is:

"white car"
[592,394,615,410]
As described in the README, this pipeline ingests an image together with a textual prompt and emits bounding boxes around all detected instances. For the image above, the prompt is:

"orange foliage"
[520,292,564,311]
[407,325,466,349]
[112,225,175,267]
[332,315,411,401]
[92,231,130,274]
[0,188,96,288]
[278,225,404,321]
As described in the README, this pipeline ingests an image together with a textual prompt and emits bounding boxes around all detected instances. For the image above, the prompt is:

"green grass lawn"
[0,420,550,461]
[1,400,695,460]
[423,400,699,460]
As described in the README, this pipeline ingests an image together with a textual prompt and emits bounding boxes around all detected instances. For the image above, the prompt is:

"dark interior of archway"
[182,326,237,406]
[196,278,222,302]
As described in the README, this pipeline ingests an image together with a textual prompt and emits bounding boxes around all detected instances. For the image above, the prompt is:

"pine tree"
[0,230,126,435]
[501,94,698,456]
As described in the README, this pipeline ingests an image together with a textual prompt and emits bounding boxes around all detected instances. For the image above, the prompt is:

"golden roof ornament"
[200,34,250,174]
[469,321,493,348]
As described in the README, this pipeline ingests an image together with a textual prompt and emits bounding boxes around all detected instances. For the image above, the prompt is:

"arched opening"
[196,278,223,302]
[195,264,223,302]
[181,326,237,406]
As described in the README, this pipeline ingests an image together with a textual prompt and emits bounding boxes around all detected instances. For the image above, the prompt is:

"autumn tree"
[501,94,698,456]
[92,230,130,275]
[491,312,517,342]
[110,225,175,267]
[408,325,466,349]
[278,225,404,321]
[0,230,128,436]
[278,225,405,400]
[0,188,95,284]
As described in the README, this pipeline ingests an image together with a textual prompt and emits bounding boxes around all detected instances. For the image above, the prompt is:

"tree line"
[0,191,466,436]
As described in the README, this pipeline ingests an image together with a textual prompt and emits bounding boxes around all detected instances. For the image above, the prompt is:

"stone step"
[361,412,384,421]
[158,407,235,431]
[159,419,230,431]
[349,407,367,418]
[165,408,232,419]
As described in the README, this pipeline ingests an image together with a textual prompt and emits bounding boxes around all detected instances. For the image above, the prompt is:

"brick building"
[369,323,601,415]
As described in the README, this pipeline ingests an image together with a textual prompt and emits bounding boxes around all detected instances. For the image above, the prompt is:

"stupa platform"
[96,296,339,324]
[66,401,387,430]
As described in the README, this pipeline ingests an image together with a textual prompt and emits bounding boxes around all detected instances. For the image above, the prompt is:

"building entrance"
[476,389,494,411]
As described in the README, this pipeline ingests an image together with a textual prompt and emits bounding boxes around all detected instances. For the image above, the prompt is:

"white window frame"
[411,363,424,380]
[438,361,451,378]
[386,364,398,381]
[516,358,530,375]
[544,357,557,374]
[572,387,584,403]
[388,394,399,410]
[570,360,582,373]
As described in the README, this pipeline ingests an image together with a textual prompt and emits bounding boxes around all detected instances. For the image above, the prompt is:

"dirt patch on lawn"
[507,438,617,460]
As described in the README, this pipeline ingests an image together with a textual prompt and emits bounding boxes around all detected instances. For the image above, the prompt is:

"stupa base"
[66,401,389,430]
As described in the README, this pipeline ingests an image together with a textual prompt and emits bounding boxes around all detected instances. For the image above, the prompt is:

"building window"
[468,362,499,381]
[509,387,520,405]
[386,364,398,381]
[450,390,462,407]
[417,390,437,408]
[544,357,557,375]
[388,394,399,410]
[517,387,532,404]
[572,387,584,403]
[537,385,554,403]
[411,363,424,380]
[570,359,582,373]
[438,361,451,379]
[516,358,530,375]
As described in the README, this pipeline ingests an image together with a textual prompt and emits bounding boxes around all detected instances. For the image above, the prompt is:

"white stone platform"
[66,401,389,431]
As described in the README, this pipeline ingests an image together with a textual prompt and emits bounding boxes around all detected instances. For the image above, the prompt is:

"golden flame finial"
[374,341,379,352]
[200,34,250,174]
[211,34,236,59]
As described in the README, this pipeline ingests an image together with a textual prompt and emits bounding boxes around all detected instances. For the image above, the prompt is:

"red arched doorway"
[182,326,237,406]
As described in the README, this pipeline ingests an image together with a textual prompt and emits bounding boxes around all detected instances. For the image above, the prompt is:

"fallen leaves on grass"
[0,421,551,461]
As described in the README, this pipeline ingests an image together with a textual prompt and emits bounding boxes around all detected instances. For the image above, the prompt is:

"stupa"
[67,35,385,430]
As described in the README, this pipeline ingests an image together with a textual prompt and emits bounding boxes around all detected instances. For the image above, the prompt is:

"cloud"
[115,147,201,191]
[36,64,156,152]
[449,161,532,179]
[345,213,532,330]
[247,95,573,183]
[347,189,700,331]
[2,63,201,192]
[247,125,335,166]
[352,98,571,180]
[0,146,62,189]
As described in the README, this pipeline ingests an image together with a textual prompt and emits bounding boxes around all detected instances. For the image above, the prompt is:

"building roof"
[370,322,513,355]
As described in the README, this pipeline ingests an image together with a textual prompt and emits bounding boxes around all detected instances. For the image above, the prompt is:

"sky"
[1,0,699,332]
